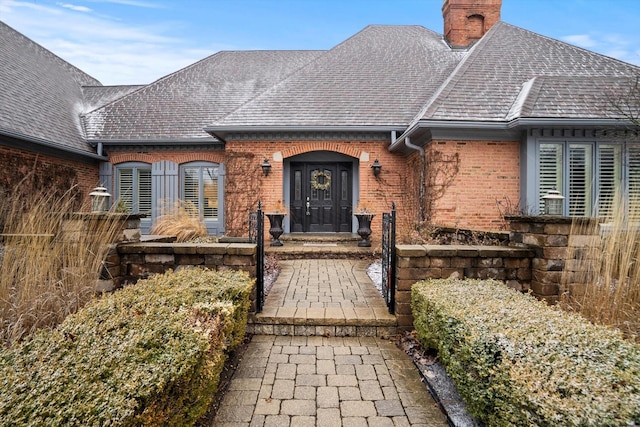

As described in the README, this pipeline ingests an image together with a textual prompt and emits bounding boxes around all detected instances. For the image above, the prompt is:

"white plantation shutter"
[628,146,640,220]
[539,144,563,212]
[568,144,593,216]
[597,145,621,218]
[117,168,134,212]
[138,169,152,215]
[203,166,218,219]
[183,166,199,214]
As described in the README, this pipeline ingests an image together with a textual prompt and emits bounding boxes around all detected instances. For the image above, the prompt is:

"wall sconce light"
[542,189,565,215]
[261,159,271,176]
[371,159,382,177]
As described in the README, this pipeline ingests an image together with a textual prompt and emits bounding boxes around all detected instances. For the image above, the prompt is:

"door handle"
[305,197,311,216]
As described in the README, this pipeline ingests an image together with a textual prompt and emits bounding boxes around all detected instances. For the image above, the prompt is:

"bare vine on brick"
[395,148,460,242]
[0,154,83,231]
[223,151,261,236]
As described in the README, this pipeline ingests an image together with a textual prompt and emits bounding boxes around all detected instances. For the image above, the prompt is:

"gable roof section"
[0,21,100,156]
[82,50,324,142]
[420,22,640,123]
[208,25,464,133]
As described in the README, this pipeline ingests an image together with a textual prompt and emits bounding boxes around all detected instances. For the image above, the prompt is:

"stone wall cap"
[396,245,427,257]
[226,243,257,255]
[506,215,603,226]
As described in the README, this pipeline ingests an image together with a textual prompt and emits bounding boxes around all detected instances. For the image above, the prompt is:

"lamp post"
[90,187,111,213]
[542,189,564,215]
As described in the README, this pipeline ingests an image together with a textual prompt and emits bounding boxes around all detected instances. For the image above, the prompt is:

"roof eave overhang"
[0,128,106,161]
[204,125,405,142]
[389,118,638,153]
[89,137,222,146]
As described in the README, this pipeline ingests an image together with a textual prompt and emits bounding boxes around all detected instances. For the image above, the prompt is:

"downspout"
[404,136,426,222]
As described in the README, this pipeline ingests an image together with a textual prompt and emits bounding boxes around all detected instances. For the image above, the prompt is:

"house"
[2,0,639,240]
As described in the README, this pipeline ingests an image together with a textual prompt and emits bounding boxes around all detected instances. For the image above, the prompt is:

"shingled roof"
[209,25,464,133]
[82,50,323,141]
[0,21,101,155]
[419,22,640,123]
[83,85,145,113]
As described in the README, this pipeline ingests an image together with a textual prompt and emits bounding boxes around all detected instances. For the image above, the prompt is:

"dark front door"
[290,162,352,232]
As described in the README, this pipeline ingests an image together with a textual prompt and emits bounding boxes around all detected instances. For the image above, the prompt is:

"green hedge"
[0,267,253,426]
[412,278,640,427]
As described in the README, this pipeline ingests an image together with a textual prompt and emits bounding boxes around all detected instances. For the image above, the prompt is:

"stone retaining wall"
[394,244,534,329]
[507,216,601,303]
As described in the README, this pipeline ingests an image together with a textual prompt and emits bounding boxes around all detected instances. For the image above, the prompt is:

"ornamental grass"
[0,187,124,347]
[561,192,640,341]
[149,200,208,242]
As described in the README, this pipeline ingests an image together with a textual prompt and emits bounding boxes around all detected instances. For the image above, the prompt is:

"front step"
[265,233,379,259]
[247,313,397,337]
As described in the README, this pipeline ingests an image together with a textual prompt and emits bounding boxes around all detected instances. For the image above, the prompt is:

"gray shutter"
[152,161,164,221]
[165,161,179,205]
[99,162,113,196]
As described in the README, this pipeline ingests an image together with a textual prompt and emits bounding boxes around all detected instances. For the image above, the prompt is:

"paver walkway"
[248,259,396,337]
[213,335,448,426]
[213,259,448,426]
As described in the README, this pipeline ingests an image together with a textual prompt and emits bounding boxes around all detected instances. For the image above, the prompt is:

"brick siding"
[0,144,98,206]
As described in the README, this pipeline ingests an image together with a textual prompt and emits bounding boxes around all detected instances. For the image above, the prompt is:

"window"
[182,163,219,220]
[537,141,640,217]
[115,163,151,215]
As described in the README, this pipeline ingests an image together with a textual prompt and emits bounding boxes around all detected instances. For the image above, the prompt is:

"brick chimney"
[442,0,501,48]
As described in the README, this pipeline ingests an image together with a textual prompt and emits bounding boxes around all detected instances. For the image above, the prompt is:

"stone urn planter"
[266,213,286,246]
[354,213,375,247]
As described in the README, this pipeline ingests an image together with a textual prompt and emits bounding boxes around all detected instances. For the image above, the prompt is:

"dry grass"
[149,200,208,242]
[561,194,640,341]
[0,188,125,347]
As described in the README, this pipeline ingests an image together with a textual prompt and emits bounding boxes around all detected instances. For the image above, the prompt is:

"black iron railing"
[249,201,265,312]
[381,202,396,313]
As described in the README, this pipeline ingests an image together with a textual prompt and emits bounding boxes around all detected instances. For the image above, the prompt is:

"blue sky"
[1,0,639,85]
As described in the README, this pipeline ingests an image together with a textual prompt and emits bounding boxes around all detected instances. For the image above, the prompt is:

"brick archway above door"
[280,142,364,161]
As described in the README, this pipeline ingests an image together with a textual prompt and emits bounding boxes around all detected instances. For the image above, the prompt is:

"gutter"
[389,118,637,153]
[204,125,404,142]
[0,128,107,161]
[405,137,426,222]
[89,137,221,146]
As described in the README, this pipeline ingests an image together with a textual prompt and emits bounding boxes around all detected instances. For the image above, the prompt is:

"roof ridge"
[418,21,504,122]
[208,27,385,127]
[506,77,540,121]
[0,20,101,87]
[210,25,446,129]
